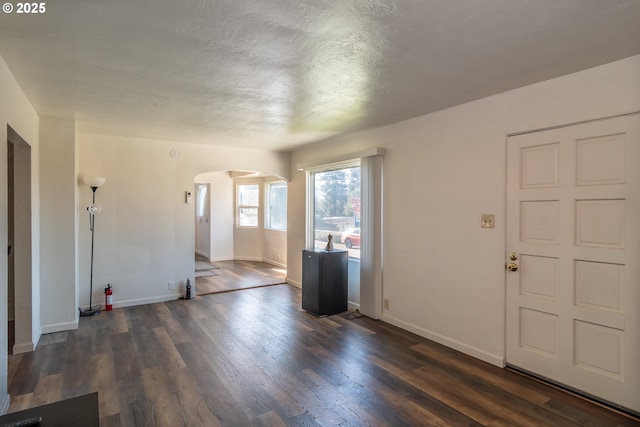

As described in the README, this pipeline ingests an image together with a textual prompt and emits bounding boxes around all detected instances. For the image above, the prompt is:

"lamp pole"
[80,177,105,317]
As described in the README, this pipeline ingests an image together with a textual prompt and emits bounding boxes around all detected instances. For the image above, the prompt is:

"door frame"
[7,125,33,354]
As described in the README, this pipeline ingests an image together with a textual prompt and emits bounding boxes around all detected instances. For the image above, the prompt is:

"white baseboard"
[42,320,78,334]
[208,255,289,269]
[195,249,210,258]
[234,256,287,270]
[0,393,10,416]
[234,256,262,262]
[13,341,35,354]
[262,258,287,269]
[113,294,181,309]
[381,314,505,368]
[287,278,301,288]
[78,293,181,310]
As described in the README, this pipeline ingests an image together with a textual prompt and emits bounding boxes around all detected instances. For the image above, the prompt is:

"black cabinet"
[302,249,348,316]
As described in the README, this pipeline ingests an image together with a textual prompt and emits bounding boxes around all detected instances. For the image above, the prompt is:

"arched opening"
[192,170,288,295]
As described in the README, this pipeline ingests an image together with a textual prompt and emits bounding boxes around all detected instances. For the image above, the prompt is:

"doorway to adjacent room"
[6,125,32,355]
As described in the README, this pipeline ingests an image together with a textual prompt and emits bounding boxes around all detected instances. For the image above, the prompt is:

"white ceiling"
[1,0,640,151]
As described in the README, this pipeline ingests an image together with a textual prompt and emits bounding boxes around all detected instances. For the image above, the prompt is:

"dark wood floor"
[195,259,286,295]
[7,285,638,426]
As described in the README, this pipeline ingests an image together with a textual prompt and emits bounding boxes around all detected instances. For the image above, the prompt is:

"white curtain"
[359,154,383,319]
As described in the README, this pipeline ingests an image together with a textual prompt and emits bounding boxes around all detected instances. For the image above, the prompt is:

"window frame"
[236,183,260,228]
[265,180,287,231]
[306,160,361,252]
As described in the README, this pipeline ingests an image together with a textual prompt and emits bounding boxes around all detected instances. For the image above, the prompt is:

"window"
[237,184,259,227]
[312,165,361,259]
[266,181,287,231]
[303,150,383,318]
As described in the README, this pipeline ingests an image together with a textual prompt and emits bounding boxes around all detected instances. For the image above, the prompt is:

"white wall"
[208,174,234,261]
[76,134,290,309]
[288,55,640,366]
[0,54,40,413]
[39,117,78,333]
[262,228,287,268]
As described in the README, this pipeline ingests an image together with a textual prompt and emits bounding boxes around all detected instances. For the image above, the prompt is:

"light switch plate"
[481,214,495,228]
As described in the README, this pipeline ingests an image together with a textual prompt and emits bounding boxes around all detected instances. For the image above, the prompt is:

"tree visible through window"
[237,184,259,227]
[313,165,361,258]
[266,181,287,231]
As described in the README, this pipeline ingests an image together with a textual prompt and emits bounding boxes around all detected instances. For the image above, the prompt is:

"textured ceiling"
[1,0,640,151]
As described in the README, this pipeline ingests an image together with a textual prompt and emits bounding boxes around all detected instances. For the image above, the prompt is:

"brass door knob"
[505,262,519,272]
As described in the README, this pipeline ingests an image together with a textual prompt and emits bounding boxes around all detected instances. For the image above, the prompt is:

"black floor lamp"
[80,176,106,317]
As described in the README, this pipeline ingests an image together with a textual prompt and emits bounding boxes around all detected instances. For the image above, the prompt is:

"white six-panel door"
[506,114,639,413]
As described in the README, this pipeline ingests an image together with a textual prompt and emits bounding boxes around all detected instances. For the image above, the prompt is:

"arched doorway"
[192,170,288,294]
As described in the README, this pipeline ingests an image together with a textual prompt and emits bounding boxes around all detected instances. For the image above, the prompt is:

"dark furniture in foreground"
[0,392,99,427]
[302,249,348,316]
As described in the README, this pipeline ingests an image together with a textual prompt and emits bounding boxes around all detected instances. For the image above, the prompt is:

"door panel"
[506,115,640,413]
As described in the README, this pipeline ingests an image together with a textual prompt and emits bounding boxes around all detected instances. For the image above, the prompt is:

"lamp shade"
[82,176,106,188]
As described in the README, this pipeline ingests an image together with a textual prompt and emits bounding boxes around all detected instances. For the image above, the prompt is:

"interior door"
[506,114,640,413]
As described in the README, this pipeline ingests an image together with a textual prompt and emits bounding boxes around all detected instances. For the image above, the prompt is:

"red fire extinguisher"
[105,284,113,311]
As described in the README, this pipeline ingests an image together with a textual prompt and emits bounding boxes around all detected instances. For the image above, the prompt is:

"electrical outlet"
[383,298,389,310]
[168,281,175,290]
